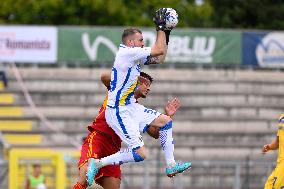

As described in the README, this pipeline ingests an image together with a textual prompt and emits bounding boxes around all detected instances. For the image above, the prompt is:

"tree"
[210,0,284,30]
[1,0,283,30]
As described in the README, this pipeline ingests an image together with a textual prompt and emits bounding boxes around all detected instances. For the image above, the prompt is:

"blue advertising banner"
[242,32,284,68]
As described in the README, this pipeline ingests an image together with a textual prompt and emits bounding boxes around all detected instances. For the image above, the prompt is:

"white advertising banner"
[0,26,57,63]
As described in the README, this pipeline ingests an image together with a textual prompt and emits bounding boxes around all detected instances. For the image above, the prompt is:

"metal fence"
[0,157,275,189]
[119,159,274,189]
[0,160,8,189]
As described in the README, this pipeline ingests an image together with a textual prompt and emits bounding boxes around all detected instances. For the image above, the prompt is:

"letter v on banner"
[81,33,118,61]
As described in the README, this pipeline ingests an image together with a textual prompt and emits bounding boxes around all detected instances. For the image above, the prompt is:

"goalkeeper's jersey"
[277,113,284,164]
[107,44,151,107]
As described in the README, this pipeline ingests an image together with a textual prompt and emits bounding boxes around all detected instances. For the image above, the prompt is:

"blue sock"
[100,147,144,167]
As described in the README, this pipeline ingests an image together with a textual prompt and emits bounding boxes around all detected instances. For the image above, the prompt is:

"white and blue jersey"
[107,44,151,107]
[106,44,158,149]
[106,102,161,149]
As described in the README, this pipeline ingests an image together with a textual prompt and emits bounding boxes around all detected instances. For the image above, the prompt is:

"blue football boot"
[166,162,191,177]
[86,158,99,186]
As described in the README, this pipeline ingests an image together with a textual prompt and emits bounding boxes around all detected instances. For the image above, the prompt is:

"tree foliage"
[0,0,283,30]
[210,0,284,30]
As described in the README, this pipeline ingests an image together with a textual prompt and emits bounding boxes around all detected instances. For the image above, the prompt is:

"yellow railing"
[9,149,66,189]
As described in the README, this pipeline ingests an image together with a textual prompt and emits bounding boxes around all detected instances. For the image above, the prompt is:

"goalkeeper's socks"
[100,147,144,166]
[159,121,176,167]
[72,182,87,189]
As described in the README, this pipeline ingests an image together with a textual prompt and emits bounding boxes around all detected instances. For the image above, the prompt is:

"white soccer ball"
[165,8,179,30]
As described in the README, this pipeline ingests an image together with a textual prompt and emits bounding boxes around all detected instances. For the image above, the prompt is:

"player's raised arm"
[150,8,167,58]
[262,136,279,154]
[148,8,174,64]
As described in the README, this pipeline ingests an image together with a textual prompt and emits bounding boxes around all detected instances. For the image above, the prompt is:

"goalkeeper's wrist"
[156,25,165,31]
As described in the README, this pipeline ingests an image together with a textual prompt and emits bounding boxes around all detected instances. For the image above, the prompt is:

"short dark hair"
[140,72,153,83]
[33,164,41,168]
[122,28,142,44]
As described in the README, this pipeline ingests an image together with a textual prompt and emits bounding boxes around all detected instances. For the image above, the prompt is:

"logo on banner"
[0,26,57,63]
[81,31,216,63]
[0,33,50,55]
[144,31,216,63]
[256,32,284,67]
[0,32,15,55]
[82,33,118,61]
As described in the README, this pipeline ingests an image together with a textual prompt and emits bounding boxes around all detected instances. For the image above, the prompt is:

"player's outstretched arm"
[146,97,181,139]
[148,9,173,64]
[150,31,166,58]
[100,71,111,90]
[150,8,167,58]
[262,136,279,154]
[151,30,171,64]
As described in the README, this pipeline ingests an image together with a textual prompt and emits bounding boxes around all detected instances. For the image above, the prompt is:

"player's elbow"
[155,57,165,64]
[156,49,165,57]
[100,72,110,82]
[158,48,165,55]
[100,71,111,88]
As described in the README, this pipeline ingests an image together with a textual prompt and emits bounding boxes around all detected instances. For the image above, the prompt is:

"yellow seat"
[0,107,23,117]
[0,94,14,104]
[3,134,42,145]
[0,82,4,90]
[0,120,32,131]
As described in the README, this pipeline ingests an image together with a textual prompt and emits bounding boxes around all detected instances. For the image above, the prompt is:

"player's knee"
[132,147,147,161]
[159,114,172,126]
[164,115,172,123]
[160,120,173,131]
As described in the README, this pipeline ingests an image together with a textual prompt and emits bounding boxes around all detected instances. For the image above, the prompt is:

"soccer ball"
[165,8,179,30]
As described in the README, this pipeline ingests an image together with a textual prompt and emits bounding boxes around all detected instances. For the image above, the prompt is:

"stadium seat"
[0,94,13,104]
[0,106,23,117]
[2,134,42,145]
[0,81,4,90]
[0,121,32,131]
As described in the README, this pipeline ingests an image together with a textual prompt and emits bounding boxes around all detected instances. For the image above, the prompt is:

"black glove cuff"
[165,30,171,45]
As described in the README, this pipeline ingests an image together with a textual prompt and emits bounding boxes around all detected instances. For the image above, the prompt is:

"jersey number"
[110,67,117,92]
[144,108,157,115]
[272,177,284,189]
[272,177,277,189]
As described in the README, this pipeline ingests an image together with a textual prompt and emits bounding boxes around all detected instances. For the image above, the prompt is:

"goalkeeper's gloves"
[153,8,168,31]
